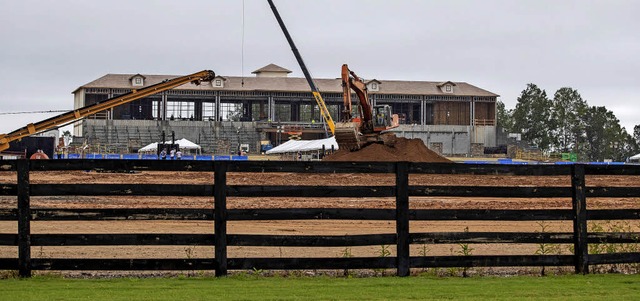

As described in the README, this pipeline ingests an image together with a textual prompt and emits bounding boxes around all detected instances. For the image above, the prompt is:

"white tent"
[266,136,338,154]
[138,138,202,153]
[630,153,640,161]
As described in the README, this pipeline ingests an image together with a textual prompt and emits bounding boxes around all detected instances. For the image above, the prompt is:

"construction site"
[0,0,639,279]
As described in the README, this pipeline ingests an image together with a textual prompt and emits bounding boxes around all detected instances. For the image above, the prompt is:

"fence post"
[214,161,228,277]
[571,164,588,274]
[17,159,31,278]
[396,162,410,277]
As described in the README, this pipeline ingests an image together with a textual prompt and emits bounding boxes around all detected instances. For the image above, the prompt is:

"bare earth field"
[0,170,639,272]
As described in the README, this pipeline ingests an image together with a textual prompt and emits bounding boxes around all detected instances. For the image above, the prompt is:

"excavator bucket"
[334,122,364,151]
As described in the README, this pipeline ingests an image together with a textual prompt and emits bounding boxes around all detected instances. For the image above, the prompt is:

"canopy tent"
[266,136,338,154]
[138,138,202,153]
[630,153,640,161]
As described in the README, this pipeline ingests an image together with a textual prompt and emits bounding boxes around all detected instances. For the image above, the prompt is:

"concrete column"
[268,96,274,121]
[421,97,426,126]
[215,93,221,121]
[470,97,475,126]
[161,92,168,121]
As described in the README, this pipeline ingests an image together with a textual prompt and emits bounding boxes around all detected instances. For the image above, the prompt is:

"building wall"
[390,125,472,156]
[73,90,85,136]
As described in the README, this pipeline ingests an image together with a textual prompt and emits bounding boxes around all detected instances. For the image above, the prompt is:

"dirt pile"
[324,136,451,163]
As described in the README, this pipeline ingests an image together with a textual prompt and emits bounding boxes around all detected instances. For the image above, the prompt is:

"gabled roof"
[213,75,228,81]
[129,74,146,80]
[366,79,382,84]
[251,63,292,74]
[437,81,457,87]
[75,73,499,97]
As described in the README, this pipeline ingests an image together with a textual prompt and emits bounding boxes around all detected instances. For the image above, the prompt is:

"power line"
[0,110,69,115]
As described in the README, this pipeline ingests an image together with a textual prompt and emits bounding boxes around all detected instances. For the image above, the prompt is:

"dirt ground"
[1,169,639,267]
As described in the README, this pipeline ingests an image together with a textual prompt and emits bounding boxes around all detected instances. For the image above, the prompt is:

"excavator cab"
[373,105,394,130]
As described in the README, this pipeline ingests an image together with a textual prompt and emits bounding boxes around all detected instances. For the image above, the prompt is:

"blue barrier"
[67,154,81,159]
[141,154,158,160]
[213,155,230,161]
[462,161,492,164]
[196,155,213,161]
[85,154,103,159]
[105,154,121,160]
[123,154,139,160]
[232,156,248,161]
[181,155,195,160]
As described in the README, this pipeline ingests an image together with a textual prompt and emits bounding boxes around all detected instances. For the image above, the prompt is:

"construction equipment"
[267,0,336,136]
[335,64,399,150]
[267,0,397,151]
[0,70,215,152]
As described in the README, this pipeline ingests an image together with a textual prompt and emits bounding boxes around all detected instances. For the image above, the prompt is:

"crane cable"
[0,110,68,115]
[241,0,245,87]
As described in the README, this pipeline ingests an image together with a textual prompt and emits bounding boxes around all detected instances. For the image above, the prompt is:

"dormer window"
[212,76,227,88]
[438,81,456,94]
[367,79,381,92]
[129,74,146,87]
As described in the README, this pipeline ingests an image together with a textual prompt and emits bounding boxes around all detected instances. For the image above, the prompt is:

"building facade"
[72,64,499,156]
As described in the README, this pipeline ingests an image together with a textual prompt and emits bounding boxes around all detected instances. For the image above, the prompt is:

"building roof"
[251,63,292,74]
[75,66,499,97]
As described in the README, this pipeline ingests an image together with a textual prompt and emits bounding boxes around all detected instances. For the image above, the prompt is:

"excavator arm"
[0,70,215,152]
[341,64,373,129]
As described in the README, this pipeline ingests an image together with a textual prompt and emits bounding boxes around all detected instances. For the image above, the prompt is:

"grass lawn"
[0,274,639,300]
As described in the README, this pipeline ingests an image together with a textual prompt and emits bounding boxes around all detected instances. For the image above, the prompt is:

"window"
[215,79,222,87]
[299,103,319,122]
[166,101,195,120]
[135,78,142,85]
[274,103,292,122]
[152,101,161,119]
[202,102,215,121]
[220,102,244,121]
[371,83,378,90]
[445,85,452,92]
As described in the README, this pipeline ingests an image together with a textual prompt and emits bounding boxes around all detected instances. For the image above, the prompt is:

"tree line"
[497,84,639,162]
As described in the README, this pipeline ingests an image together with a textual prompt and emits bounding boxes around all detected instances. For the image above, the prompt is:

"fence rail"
[0,160,639,277]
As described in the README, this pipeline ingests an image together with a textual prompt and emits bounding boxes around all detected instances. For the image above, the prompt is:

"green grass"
[0,274,639,300]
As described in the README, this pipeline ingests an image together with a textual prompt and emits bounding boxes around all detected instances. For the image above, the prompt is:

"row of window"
[95,94,490,126]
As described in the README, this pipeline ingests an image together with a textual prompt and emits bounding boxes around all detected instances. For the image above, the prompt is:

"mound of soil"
[324,136,451,163]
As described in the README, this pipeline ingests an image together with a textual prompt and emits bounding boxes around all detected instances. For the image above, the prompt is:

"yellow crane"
[0,70,215,152]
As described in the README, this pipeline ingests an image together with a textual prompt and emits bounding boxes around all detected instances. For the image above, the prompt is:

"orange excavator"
[268,0,397,151]
[334,64,399,150]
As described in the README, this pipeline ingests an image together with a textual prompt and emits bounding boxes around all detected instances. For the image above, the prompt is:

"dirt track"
[0,170,639,263]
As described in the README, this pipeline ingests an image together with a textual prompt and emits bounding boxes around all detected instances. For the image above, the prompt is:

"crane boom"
[267,0,335,136]
[0,70,215,152]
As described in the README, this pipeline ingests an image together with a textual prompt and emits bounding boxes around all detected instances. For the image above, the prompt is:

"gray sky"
[1,0,638,135]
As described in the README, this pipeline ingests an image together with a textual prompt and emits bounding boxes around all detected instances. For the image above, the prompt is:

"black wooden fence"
[1,160,639,277]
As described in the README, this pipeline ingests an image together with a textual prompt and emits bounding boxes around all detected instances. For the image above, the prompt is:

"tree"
[496,100,513,132]
[550,87,587,152]
[581,106,628,161]
[511,84,554,152]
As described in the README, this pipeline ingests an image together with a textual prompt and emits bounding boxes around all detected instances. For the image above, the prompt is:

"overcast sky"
[1,0,638,135]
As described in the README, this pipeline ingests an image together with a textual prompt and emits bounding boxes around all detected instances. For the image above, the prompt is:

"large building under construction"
[72,64,499,156]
